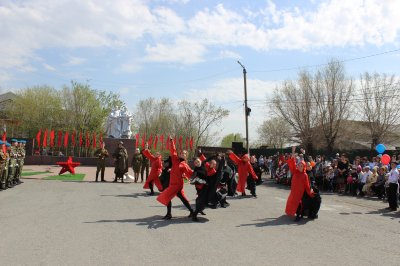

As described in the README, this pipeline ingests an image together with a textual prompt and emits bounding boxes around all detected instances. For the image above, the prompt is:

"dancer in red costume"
[157,137,194,220]
[285,146,314,221]
[142,143,163,195]
[226,150,258,197]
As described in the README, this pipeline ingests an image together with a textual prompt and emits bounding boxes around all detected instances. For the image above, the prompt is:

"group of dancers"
[141,137,320,222]
[141,137,259,222]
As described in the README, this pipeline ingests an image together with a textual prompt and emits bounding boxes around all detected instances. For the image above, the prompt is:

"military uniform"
[4,143,11,188]
[15,141,26,183]
[0,141,7,189]
[8,140,18,186]
[140,151,150,182]
[94,147,109,182]
[112,143,128,183]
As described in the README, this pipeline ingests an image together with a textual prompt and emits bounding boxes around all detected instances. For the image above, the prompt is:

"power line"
[251,48,400,73]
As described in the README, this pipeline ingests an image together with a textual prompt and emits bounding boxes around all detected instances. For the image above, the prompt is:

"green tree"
[220,133,244,147]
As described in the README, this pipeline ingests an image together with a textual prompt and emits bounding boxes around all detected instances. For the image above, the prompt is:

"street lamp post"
[237,61,250,155]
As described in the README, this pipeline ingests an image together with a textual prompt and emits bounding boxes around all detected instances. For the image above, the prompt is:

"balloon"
[381,154,391,165]
[376,144,386,154]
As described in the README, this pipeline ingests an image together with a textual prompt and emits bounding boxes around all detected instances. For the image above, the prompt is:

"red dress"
[142,149,163,191]
[228,153,258,193]
[285,158,314,217]
[157,140,193,206]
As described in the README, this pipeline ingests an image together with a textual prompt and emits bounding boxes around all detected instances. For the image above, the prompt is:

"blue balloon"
[376,144,386,154]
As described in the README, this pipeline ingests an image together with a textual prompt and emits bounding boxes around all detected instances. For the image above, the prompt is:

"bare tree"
[273,71,317,153]
[312,60,353,154]
[257,117,292,148]
[359,72,400,148]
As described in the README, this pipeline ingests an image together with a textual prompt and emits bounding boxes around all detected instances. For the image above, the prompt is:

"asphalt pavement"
[0,173,399,266]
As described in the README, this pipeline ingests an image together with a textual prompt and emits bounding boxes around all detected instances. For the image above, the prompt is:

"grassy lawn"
[21,171,52,176]
[43,173,86,181]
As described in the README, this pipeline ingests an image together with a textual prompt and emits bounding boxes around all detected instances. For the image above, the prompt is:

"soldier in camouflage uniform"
[5,142,13,188]
[9,139,19,186]
[94,142,109,182]
[0,141,7,190]
[16,140,26,184]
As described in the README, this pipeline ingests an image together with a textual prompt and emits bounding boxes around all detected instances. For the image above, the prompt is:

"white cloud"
[43,63,56,71]
[145,37,206,64]
[118,63,142,73]
[0,0,400,71]
[218,50,242,59]
[65,57,86,66]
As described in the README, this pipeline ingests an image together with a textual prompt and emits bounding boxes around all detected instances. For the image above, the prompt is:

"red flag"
[64,131,69,148]
[148,135,153,146]
[141,133,146,149]
[57,131,62,147]
[190,137,194,150]
[71,131,76,147]
[42,129,48,147]
[36,129,42,147]
[185,137,189,150]
[86,132,90,148]
[178,135,182,150]
[135,134,139,148]
[160,135,164,150]
[50,130,55,148]
[174,136,177,147]
[79,132,83,147]
[166,136,170,150]
[154,135,158,149]
[99,132,103,144]
[2,131,6,154]
[92,132,97,148]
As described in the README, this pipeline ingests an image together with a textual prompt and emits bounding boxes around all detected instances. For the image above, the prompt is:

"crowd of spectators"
[255,151,399,211]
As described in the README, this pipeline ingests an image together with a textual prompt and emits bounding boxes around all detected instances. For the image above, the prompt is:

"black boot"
[113,175,118,182]
[192,211,199,222]
[162,213,172,220]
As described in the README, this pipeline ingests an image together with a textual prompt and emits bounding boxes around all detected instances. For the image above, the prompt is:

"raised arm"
[227,150,241,165]
[169,137,178,158]
[142,149,156,161]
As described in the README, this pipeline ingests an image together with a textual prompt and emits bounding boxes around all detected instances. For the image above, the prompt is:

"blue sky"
[1,0,400,143]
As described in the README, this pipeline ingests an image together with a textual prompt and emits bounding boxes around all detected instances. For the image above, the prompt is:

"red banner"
[185,137,189,150]
[79,131,83,147]
[135,134,139,148]
[42,129,48,147]
[2,131,6,154]
[71,131,76,147]
[57,131,62,148]
[92,132,97,148]
[154,135,158,149]
[50,130,55,148]
[86,132,90,148]
[190,137,194,150]
[166,135,170,150]
[36,129,42,148]
[141,133,146,149]
[148,135,153,146]
[160,135,164,150]
[99,132,103,145]
[64,131,69,148]
[178,135,182,150]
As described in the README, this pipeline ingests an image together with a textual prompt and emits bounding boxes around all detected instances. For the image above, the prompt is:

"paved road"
[0,177,399,266]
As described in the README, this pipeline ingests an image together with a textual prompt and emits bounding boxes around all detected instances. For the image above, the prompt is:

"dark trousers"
[167,191,193,215]
[195,186,209,213]
[96,165,105,181]
[141,164,149,181]
[207,175,220,206]
[371,183,385,198]
[387,183,399,210]
[247,175,256,196]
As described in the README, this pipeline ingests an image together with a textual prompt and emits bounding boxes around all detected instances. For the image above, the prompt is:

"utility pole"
[237,61,250,155]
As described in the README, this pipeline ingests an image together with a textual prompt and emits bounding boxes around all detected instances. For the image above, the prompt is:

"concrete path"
[0,173,399,266]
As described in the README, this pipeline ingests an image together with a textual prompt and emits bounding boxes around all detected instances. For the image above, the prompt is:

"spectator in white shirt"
[387,162,399,211]
[358,166,372,197]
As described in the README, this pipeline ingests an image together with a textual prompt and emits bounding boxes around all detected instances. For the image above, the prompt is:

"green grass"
[43,173,86,181]
[21,171,52,176]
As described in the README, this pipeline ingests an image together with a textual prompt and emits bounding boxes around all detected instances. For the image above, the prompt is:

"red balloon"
[381,154,391,165]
